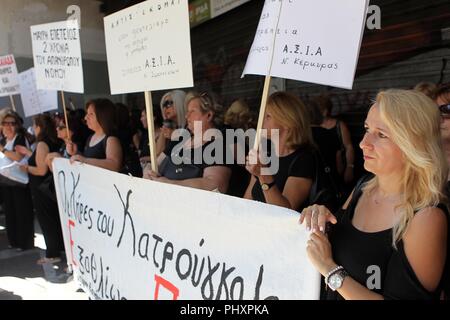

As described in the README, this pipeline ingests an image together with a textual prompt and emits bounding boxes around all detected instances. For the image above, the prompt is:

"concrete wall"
[0,0,122,124]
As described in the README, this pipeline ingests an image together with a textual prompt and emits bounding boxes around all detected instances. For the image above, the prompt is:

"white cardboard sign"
[242,0,369,89]
[30,20,84,93]
[104,0,194,94]
[53,158,320,300]
[19,68,58,117]
[0,54,20,97]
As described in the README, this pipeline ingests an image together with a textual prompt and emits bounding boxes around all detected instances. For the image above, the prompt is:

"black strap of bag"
[159,155,203,180]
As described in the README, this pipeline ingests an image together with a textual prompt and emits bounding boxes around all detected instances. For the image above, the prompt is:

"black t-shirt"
[325,175,449,300]
[251,145,315,210]
[163,135,230,173]
[311,126,341,181]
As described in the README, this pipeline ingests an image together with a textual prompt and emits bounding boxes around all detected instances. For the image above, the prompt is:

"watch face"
[329,273,343,291]
[261,183,268,191]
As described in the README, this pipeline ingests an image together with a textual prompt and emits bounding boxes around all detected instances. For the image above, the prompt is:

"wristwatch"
[326,268,348,291]
[261,180,276,191]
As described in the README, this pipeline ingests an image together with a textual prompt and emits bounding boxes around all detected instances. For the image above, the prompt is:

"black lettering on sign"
[114,185,136,256]
[201,256,220,300]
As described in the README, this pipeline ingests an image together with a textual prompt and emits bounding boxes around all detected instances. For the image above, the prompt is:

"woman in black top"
[244,92,316,211]
[19,114,63,263]
[300,90,448,299]
[0,111,34,251]
[67,99,122,172]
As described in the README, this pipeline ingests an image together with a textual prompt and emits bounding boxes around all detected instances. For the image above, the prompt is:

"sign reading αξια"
[30,20,84,93]
[104,0,194,94]
[242,0,369,89]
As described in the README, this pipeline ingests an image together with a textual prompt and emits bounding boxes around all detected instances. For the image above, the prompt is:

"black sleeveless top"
[324,175,448,300]
[28,138,62,188]
[83,135,107,159]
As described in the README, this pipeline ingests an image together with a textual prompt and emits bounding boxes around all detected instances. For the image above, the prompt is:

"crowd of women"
[0,82,449,299]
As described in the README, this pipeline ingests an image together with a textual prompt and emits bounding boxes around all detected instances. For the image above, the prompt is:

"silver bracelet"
[325,265,343,284]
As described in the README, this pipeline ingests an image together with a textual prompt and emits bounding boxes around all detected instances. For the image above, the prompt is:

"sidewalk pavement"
[0,213,88,300]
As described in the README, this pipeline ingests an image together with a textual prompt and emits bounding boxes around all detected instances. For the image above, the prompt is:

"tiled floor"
[0,213,88,300]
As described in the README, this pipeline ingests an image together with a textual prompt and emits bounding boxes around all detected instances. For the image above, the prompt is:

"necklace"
[372,191,403,205]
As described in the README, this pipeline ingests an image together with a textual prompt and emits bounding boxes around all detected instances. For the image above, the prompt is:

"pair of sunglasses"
[162,100,174,108]
[439,104,450,118]
[2,121,16,126]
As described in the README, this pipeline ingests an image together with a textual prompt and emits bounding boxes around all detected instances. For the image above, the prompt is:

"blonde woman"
[244,91,317,211]
[144,91,231,193]
[300,89,448,300]
[155,90,187,157]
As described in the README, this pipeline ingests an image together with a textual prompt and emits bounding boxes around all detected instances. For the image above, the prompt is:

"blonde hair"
[363,89,448,246]
[224,99,254,130]
[184,91,224,128]
[160,90,187,128]
[266,91,313,150]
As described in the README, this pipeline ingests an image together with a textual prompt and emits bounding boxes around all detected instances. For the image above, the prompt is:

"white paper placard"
[53,158,320,300]
[19,68,58,117]
[30,20,84,93]
[104,0,194,94]
[0,54,20,97]
[242,0,369,89]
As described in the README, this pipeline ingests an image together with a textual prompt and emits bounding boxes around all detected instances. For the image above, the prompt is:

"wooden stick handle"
[145,91,158,174]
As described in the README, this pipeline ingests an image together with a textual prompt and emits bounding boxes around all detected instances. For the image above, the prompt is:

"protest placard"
[0,54,20,98]
[30,20,84,93]
[19,68,58,117]
[53,158,320,300]
[104,0,193,94]
[242,0,369,90]
[104,0,194,173]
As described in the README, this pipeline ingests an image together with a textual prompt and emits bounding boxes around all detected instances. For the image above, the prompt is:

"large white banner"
[19,68,58,117]
[53,159,320,300]
[104,0,194,94]
[242,0,369,89]
[0,54,20,97]
[30,20,84,93]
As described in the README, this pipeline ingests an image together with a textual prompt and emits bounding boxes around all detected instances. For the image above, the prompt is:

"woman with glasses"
[155,90,187,157]
[143,91,231,193]
[18,114,64,264]
[0,111,35,251]
[300,90,449,300]
[436,83,450,299]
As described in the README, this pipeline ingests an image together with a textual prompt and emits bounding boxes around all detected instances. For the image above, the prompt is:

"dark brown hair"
[33,113,58,144]
[85,99,117,136]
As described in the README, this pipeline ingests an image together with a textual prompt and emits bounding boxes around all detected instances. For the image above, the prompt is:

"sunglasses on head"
[162,100,174,108]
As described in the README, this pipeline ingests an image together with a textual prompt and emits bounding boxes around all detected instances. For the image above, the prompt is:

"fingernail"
[320,226,324,232]
[312,228,317,233]
[306,227,310,232]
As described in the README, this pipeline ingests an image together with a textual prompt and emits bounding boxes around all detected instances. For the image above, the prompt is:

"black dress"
[325,175,448,300]
[28,138,64,258]
[0,134,35,250]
